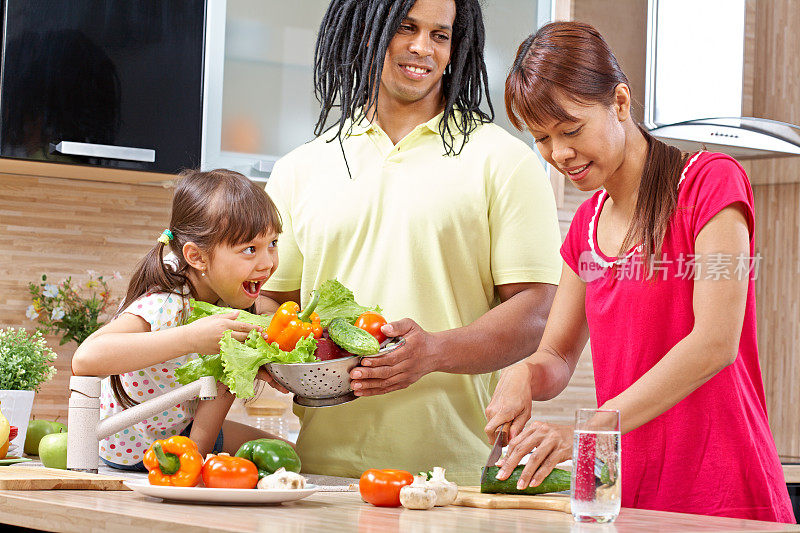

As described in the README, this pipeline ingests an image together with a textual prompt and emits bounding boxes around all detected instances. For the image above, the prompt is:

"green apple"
[38,430,68,469]
[24,419,67,456]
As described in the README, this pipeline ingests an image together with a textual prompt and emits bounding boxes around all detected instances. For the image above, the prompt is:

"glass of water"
[571,408,621,523]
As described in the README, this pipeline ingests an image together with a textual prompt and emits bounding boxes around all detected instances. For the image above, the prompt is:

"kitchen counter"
[1,487,798,533]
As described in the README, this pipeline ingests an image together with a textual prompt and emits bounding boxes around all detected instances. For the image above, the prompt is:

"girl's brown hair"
[505,21,688,261]
[111,169,282,408]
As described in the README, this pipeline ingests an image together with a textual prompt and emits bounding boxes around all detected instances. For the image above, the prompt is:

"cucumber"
[327,317,380,356]
[480,465,571,495]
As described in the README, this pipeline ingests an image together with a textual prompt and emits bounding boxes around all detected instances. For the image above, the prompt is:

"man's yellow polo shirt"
[264,112,561,484]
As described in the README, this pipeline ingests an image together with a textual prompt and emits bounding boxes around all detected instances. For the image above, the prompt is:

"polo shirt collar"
[346,108,462,137]
[348,115,375,136]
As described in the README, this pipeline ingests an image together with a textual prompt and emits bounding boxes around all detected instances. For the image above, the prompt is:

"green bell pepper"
[234,439,301,479]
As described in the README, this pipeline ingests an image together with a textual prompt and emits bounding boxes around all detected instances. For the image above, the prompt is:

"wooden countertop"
[0,488,797,533]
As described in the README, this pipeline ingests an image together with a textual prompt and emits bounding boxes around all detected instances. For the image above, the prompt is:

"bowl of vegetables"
[264,287,404,407]
[265,336,405,407]
[176,280,403,407]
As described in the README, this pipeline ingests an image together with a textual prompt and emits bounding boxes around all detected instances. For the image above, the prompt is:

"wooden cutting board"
[453,486,571,513]
[0,465,131,491]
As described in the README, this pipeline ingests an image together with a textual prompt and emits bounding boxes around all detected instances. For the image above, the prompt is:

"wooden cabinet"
[0,2,205,177]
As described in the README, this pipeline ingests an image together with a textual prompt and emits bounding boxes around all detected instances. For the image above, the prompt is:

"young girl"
[72,169,284,471]
[484,22,794,522]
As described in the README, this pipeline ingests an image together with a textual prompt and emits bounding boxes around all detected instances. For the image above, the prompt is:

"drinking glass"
[571,408,621,523]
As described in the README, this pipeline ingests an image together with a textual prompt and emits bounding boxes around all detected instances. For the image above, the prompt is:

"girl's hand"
[184,311,261,354]
[495,421,573,489]
[485,362,534,443]
[256,366,290,394]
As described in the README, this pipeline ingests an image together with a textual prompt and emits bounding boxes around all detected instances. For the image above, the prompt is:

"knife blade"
[485,421,511,468]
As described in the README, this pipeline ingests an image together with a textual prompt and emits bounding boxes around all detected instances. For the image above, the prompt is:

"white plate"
[124,480,318,504]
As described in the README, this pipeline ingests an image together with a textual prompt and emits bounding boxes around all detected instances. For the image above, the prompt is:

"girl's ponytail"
[111,235,195,408]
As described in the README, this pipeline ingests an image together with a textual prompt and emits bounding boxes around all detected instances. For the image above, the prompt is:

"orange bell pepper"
[265,290,323,351]
[143,436,203,487]
[359,469,414,507]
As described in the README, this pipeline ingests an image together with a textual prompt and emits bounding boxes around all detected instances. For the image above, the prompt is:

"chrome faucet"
[66,375,217,473]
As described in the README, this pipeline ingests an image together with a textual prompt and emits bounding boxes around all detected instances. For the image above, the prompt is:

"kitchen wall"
[742,0,800,459]
[0,172,173,420]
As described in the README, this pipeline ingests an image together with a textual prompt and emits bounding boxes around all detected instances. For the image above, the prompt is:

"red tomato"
[355,312,388,344]
[359,469,414,507]
[202,454,259,489]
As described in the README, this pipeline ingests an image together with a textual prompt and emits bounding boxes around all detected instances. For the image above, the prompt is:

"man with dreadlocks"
[260,0,561,484]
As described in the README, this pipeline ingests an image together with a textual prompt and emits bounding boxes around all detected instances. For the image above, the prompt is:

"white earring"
[201,271,206,277]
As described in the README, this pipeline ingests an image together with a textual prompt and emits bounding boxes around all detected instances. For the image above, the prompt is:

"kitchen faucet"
[66,375,217,473]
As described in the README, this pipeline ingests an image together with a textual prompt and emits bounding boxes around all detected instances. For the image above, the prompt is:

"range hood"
[643,0,800,160]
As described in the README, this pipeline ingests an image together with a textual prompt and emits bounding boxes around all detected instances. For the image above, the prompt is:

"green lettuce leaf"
[186,299,272,328]
[179,329,318,398]
[315,279,381,327]
[219,331,318,398]
[264,334,318,364]
[218,330,266,398]
[175,354,224,385]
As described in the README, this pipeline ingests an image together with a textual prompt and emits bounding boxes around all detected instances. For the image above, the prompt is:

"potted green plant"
[0,328,57,456]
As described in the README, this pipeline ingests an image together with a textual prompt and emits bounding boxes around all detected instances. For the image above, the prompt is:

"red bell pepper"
[359,469,414,507]
[202,453,259,489]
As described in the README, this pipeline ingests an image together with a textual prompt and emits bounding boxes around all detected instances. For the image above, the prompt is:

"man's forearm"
[255,295,280,315]
[257,289,302,314]
[432,284,556,375]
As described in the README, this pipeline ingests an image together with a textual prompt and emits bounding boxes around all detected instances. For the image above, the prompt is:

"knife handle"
[495,422,511,447]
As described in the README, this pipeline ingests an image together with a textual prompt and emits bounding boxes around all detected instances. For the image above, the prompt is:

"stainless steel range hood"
[643,0,800,160]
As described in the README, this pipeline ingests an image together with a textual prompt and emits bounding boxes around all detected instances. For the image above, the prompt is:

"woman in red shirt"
[484,21,794,522]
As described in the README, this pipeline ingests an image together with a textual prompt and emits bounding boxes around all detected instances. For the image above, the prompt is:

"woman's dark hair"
[505,21,688,261]
[111,169,282,408]
[313,0,493,158]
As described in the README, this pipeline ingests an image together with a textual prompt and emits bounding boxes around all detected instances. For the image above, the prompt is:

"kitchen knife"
[485,422,510,468]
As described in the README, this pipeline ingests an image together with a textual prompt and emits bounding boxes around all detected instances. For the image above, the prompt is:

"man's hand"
[349,318,439,396]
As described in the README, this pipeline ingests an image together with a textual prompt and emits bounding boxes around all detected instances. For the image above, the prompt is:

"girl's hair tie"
[157,229,174,245]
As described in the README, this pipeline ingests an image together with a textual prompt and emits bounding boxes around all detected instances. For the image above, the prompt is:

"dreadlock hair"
[110,168,282,409]
[313,0,494,160]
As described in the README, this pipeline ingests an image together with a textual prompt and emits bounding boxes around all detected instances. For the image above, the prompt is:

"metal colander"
[265,337,405,407]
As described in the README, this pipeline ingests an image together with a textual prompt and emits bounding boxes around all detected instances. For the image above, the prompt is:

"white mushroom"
[426,467,458,506]
[257,467,307,490]
[399,475,437,510]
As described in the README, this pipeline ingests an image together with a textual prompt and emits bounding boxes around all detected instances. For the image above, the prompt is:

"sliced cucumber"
[480,465,571,495]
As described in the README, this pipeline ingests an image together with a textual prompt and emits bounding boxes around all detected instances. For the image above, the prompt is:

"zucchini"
[327,317,380,356]
[480,465,571,495]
